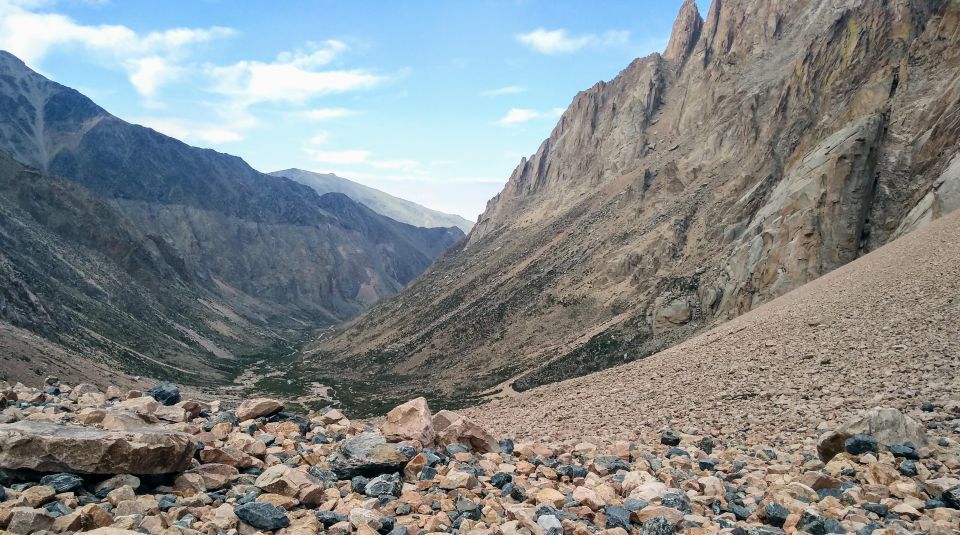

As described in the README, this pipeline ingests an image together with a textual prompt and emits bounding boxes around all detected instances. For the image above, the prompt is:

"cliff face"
[0,52,463,387]
[312,0,960,414]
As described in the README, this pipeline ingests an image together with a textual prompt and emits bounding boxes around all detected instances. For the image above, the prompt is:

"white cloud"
[480,85,527,97]
[0,1,234,97]
[515,28,630,55]
[303,107,357,121]
[496,107,564,126]
[369,159,419,171]
[207,41,383,106]
[135,116,243,145]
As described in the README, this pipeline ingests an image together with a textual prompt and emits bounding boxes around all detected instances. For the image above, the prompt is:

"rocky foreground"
[0,381,958,535]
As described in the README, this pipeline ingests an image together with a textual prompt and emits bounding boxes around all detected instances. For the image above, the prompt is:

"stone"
[365,473,402,497]
[145,383,180,406]
[573,486,604,510]
[817,407,928,461]
[536,488,566,508]
[234,502,291,531]
[39,473,83,493]
[235,398,284,421]
[660,430,680,447]
[255,464,319,497]
[17,485,55,507]
[605,505,632,530]
[382,397,435,447]
[6,507,54,534]
[537,514,563,535]
[432,410,500,453]
[638,516,676,535]
[349,507,385,530]
[844,434,878,455]
[763,502,789,527]
[326,432,410,479]
[943,485,960,509]
[0,420,196,474]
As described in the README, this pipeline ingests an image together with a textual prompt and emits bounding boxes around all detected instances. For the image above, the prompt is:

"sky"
[0,0,706,220]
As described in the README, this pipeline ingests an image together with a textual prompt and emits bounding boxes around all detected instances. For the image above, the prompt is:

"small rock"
[145,383,181,406]
[235,398,284,421]
[364,473,401,497]
[638,516,676,535]
[39,473,83,493]
[605,505,631,530]
[234,501,290,531]
[660,430,680,447]
[844,434,878,455]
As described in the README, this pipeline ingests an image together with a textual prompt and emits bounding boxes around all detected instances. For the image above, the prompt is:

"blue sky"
[0,0,705,219]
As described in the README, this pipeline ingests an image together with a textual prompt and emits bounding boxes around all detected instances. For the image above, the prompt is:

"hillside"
[271,168,474,232]
[0,51,463,388]
[466,208,960,447]
[310,0,960,413]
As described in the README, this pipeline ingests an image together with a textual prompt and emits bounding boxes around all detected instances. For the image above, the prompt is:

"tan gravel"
[465,212,960,448]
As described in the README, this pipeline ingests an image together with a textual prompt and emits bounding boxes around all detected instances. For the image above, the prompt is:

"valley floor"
[464,211,960,448]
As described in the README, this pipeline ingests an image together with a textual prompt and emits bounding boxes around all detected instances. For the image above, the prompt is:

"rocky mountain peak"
[663,0,703,64]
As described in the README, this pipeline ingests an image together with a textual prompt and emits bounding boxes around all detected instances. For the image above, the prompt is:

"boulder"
[381,397,435,447]
[432,410,500,453]
[817,407,929,461]
[235,398,284,421]
[326,432,411,479]
[6,507,54,534]
[0,420,196,474]
[144,383,180,406]
[234,502,290,531]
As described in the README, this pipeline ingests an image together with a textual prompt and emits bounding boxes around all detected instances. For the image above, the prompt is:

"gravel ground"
[465,212,960,449]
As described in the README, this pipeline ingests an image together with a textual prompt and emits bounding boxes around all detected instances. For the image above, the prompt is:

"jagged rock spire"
[664,0,704,63]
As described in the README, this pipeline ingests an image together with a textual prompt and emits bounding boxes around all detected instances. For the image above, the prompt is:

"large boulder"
[381,397,435,447]
[235,398,284,421]
[326,432,411,479]
[817,407,929,461]
[433,410,500,453]
[0,420,197,474]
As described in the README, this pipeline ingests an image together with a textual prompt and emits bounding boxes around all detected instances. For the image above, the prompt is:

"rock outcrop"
[311,0,960,412]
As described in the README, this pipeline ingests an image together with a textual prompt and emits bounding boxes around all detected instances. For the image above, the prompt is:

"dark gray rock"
[605,506,631,530]
[763,502,789,527]
[898,460,918,477]
[365,473,401,497]
[944,485,960,509]
[843,435,877,455]
[146,383,181,406]
[556,464,588,479]
[234,502,290,531]
[316,511,347,527]
[660,430,680,447]
[491,472,512,489]
[888,443,918,460]
[39,473,83,493]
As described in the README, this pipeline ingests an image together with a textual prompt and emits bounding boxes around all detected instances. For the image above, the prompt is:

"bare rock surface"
[312,0,960,414]
[0,420,196,474]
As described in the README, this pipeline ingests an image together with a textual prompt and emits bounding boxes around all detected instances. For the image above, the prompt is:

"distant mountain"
[271,168,474,232]
[0,50,464,387]
[309,0,960,413]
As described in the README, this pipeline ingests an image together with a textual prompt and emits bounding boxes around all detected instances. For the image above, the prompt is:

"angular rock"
[817,407,928,461]
[235,398,284,421]
[6,507,54,534]
[234,501,290,531]
[0,420,196,474]
[326,432,410,479]
[432,410,499,453]
[144,383,180,406]
[381,397,435,447]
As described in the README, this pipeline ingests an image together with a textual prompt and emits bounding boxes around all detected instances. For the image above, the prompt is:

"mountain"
[0,50,464,388]
[309,0,960,413]
[270,168,474,232]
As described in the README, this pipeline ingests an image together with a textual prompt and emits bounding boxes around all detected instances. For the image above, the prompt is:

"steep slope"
[311,0,960,414]
[467,208,960,447]
[0,51,464,387]
[271,168,474,232]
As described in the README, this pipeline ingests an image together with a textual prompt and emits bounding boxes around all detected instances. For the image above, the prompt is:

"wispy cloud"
[305,147,421,172]
[0,1,234,97]
[515,28,629,55]
[480,85,526,97]
[496,107,564,126]
[306,132,331,145]
[303,107,358,121]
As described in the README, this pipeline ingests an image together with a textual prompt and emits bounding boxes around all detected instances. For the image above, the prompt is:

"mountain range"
[308,0,960,413]
[0,50,463,387]
[270,169,474,232]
